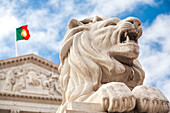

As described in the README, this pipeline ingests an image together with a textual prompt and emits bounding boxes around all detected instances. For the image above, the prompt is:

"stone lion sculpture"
[57,16,170,113]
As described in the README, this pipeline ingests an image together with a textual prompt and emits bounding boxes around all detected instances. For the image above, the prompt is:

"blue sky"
[0,0,170,100]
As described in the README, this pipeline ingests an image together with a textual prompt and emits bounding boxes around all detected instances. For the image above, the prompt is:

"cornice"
[0,54,59,72]
[0,91,62,102]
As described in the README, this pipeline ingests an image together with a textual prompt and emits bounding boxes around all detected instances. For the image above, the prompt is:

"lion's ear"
[68,19,83,29]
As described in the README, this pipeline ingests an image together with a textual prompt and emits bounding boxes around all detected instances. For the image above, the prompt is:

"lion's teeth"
[124,31,127,37]
[126,35,130,42]
[125,35,130,42]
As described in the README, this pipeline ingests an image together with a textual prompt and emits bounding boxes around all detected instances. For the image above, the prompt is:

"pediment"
[0,54,62,101]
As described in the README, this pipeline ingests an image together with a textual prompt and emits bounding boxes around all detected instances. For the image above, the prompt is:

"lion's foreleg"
[132,85,170,113]
[85,82,136,112]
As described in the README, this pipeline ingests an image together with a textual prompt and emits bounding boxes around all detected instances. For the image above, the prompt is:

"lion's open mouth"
[120,29,140,44]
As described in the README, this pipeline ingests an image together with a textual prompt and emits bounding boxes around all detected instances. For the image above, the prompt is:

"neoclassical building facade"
[0,54,62,113]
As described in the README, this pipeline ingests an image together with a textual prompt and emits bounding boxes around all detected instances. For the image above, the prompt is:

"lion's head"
[57,16,145,113]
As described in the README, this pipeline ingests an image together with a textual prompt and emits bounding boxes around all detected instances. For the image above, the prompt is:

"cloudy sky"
[0,0,170,100]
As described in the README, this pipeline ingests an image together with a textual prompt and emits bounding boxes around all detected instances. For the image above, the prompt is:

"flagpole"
[15,31,18,57]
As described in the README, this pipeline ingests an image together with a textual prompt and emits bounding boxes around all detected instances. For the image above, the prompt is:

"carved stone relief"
[43,74,62,96]
[0,71,6,80]
[0,63,61,97]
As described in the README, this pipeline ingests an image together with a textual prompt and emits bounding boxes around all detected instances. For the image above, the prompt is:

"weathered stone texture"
[57,16,170,113]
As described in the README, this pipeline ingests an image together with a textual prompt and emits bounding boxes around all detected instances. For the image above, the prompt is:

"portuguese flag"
[16,25,30,41]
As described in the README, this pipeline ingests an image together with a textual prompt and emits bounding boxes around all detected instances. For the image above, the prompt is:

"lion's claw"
[98,82,136,112]
[133,85,170,113]
[102,97,109,111]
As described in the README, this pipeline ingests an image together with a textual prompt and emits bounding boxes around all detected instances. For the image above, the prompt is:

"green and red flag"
[16,25,30,41]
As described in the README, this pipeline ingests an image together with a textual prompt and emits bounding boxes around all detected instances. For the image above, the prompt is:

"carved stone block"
[67,102,104,112]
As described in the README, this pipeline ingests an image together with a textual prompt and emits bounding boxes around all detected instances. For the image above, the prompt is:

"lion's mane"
[57,16,145,113]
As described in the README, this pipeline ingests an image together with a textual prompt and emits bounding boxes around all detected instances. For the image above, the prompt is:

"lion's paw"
[97,82,136,112]
[132,85,170,113]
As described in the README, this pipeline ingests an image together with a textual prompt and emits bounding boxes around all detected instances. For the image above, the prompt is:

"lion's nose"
[126,17,141,28]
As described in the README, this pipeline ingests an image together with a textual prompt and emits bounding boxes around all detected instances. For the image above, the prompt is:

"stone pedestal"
[66,102,139,113]
[66,110,106,113]
[66,102,106,113]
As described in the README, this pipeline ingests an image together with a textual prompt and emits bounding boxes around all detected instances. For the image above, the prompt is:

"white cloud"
[47,0,60,8]
[0,0,66,59]
[139,14,170,100]
[0,0,169,101]
[47,0,156,20]
[83,0,155,17]
[0,0,19,40]
[0,14,19,40]
[0,0,157,59]
[158,79,170,101]
[20,8,65,53]
[0,0,21,58]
